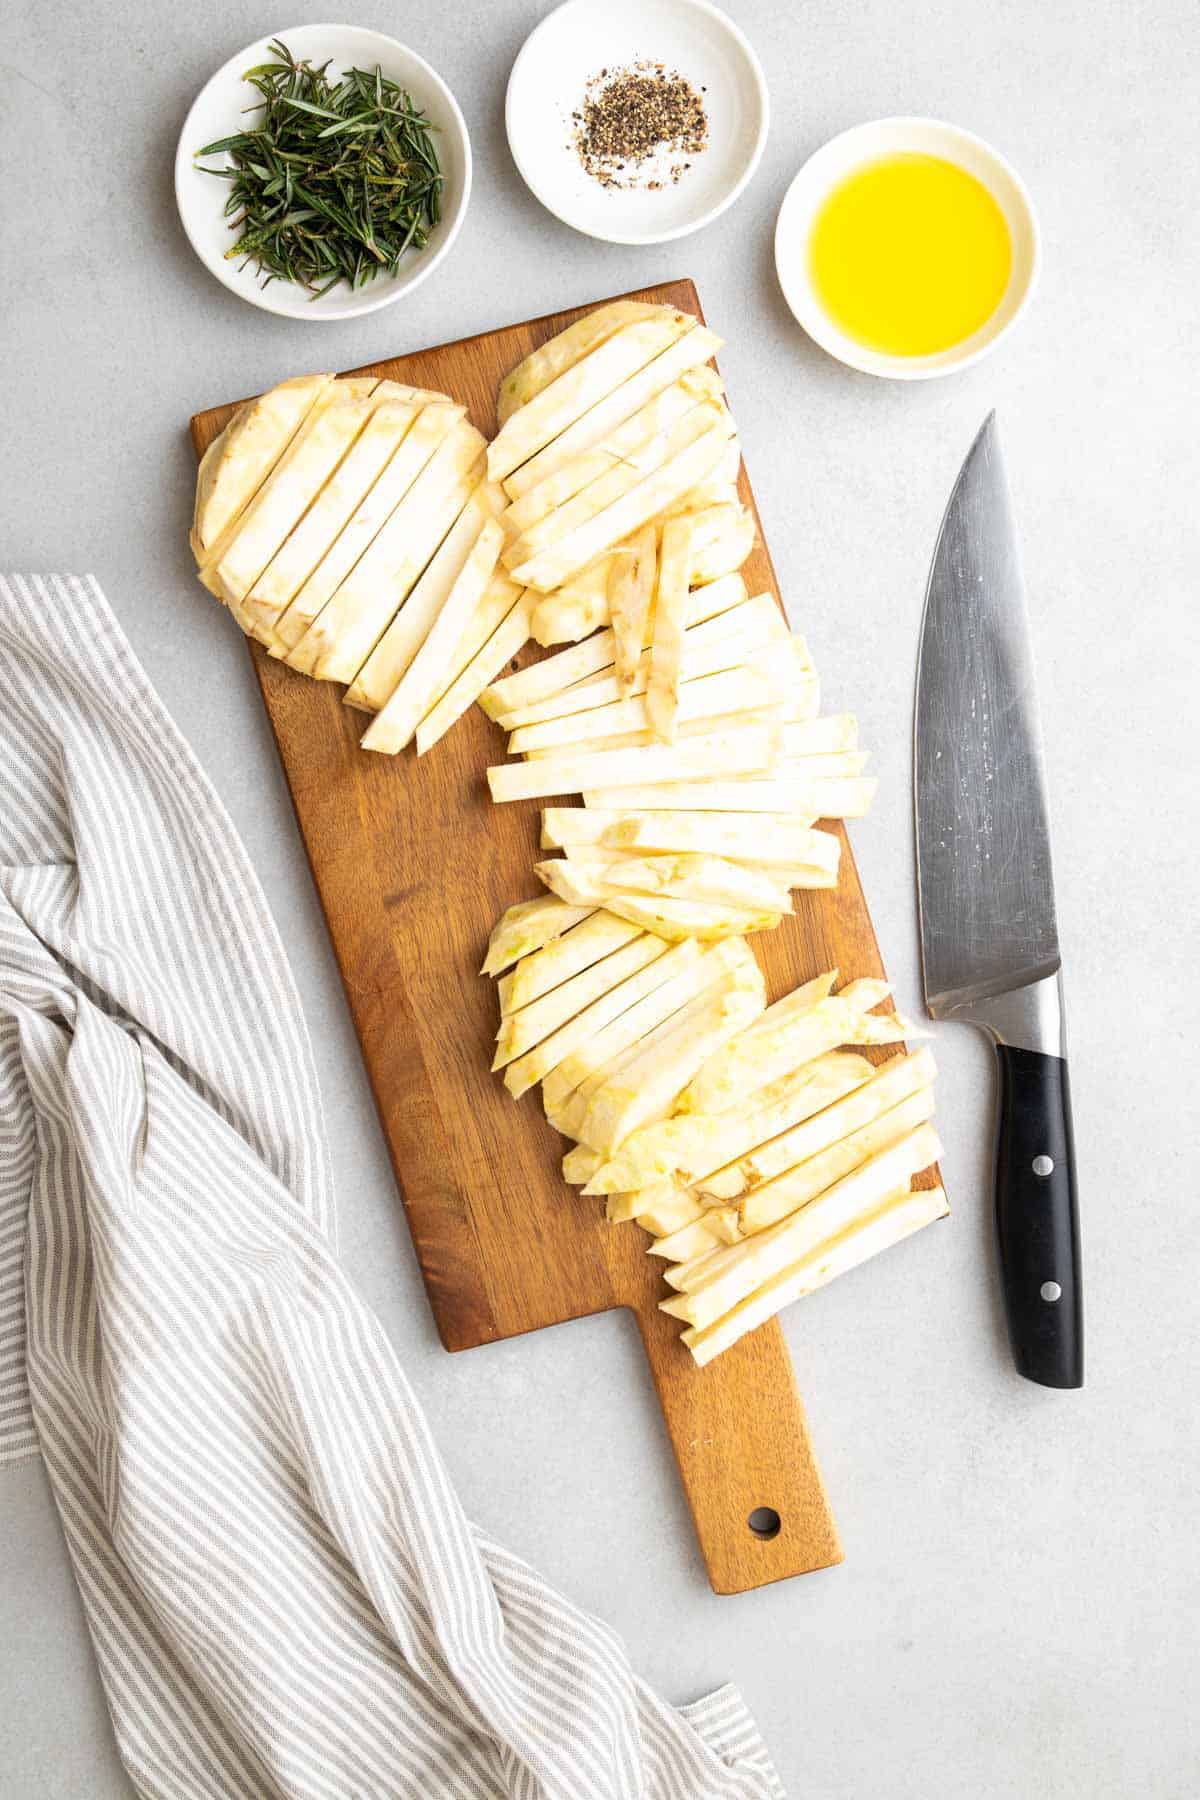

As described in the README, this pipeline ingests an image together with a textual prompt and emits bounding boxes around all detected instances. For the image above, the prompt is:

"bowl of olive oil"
[774,118,1039,379]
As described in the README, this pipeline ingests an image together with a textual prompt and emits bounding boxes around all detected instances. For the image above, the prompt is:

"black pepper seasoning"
[571,61,709,191]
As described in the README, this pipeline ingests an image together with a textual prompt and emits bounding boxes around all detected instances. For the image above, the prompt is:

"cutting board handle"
[632,1305,842,1594]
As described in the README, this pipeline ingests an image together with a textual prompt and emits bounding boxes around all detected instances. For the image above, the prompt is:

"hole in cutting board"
[747,1506,781,1540]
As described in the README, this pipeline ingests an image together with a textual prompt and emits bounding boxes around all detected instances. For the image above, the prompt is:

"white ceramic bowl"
[506,0,768,246]
[774,117,1040,380]
[175,25,471,321]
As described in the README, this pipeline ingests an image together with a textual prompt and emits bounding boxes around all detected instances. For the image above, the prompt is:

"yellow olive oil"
[809,153,1013,356]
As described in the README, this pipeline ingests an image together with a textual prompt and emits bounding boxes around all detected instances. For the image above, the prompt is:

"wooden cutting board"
[190,279,938,1595]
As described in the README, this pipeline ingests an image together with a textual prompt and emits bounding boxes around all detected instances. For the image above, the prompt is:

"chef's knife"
[914,413,1082,1389]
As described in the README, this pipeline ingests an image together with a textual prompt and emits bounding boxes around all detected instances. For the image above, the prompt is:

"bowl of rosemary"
[175,27,471,320]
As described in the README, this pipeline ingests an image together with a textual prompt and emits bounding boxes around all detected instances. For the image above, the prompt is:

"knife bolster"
[951,971,1066,1058]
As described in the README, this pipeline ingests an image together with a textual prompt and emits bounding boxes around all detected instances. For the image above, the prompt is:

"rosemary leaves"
[571,62,709,192]
[195,40,442,298]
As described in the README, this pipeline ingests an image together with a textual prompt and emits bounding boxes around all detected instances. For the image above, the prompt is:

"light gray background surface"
[3,2,1198,1795]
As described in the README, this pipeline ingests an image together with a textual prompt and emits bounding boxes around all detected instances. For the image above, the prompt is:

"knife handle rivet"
[1032,1154,1054,1178]
[1040,1281,1062,1303]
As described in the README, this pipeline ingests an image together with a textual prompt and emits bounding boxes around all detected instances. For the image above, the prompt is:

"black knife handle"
[994,1044,1083,1388]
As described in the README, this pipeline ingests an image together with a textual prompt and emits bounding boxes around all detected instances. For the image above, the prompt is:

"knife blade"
[914,413,1082,1389]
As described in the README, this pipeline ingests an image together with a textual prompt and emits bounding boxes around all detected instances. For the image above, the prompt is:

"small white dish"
[175,25,471,321]
[506,0,768,247]
[774,117,1040,380]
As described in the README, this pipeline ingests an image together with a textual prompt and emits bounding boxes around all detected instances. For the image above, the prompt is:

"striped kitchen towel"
[0,574,784,1800]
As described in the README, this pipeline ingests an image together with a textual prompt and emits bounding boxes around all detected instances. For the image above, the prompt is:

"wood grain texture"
[190,280,940,1594]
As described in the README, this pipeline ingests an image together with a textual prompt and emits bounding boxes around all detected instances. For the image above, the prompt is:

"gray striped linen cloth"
[0,574,785,1800]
